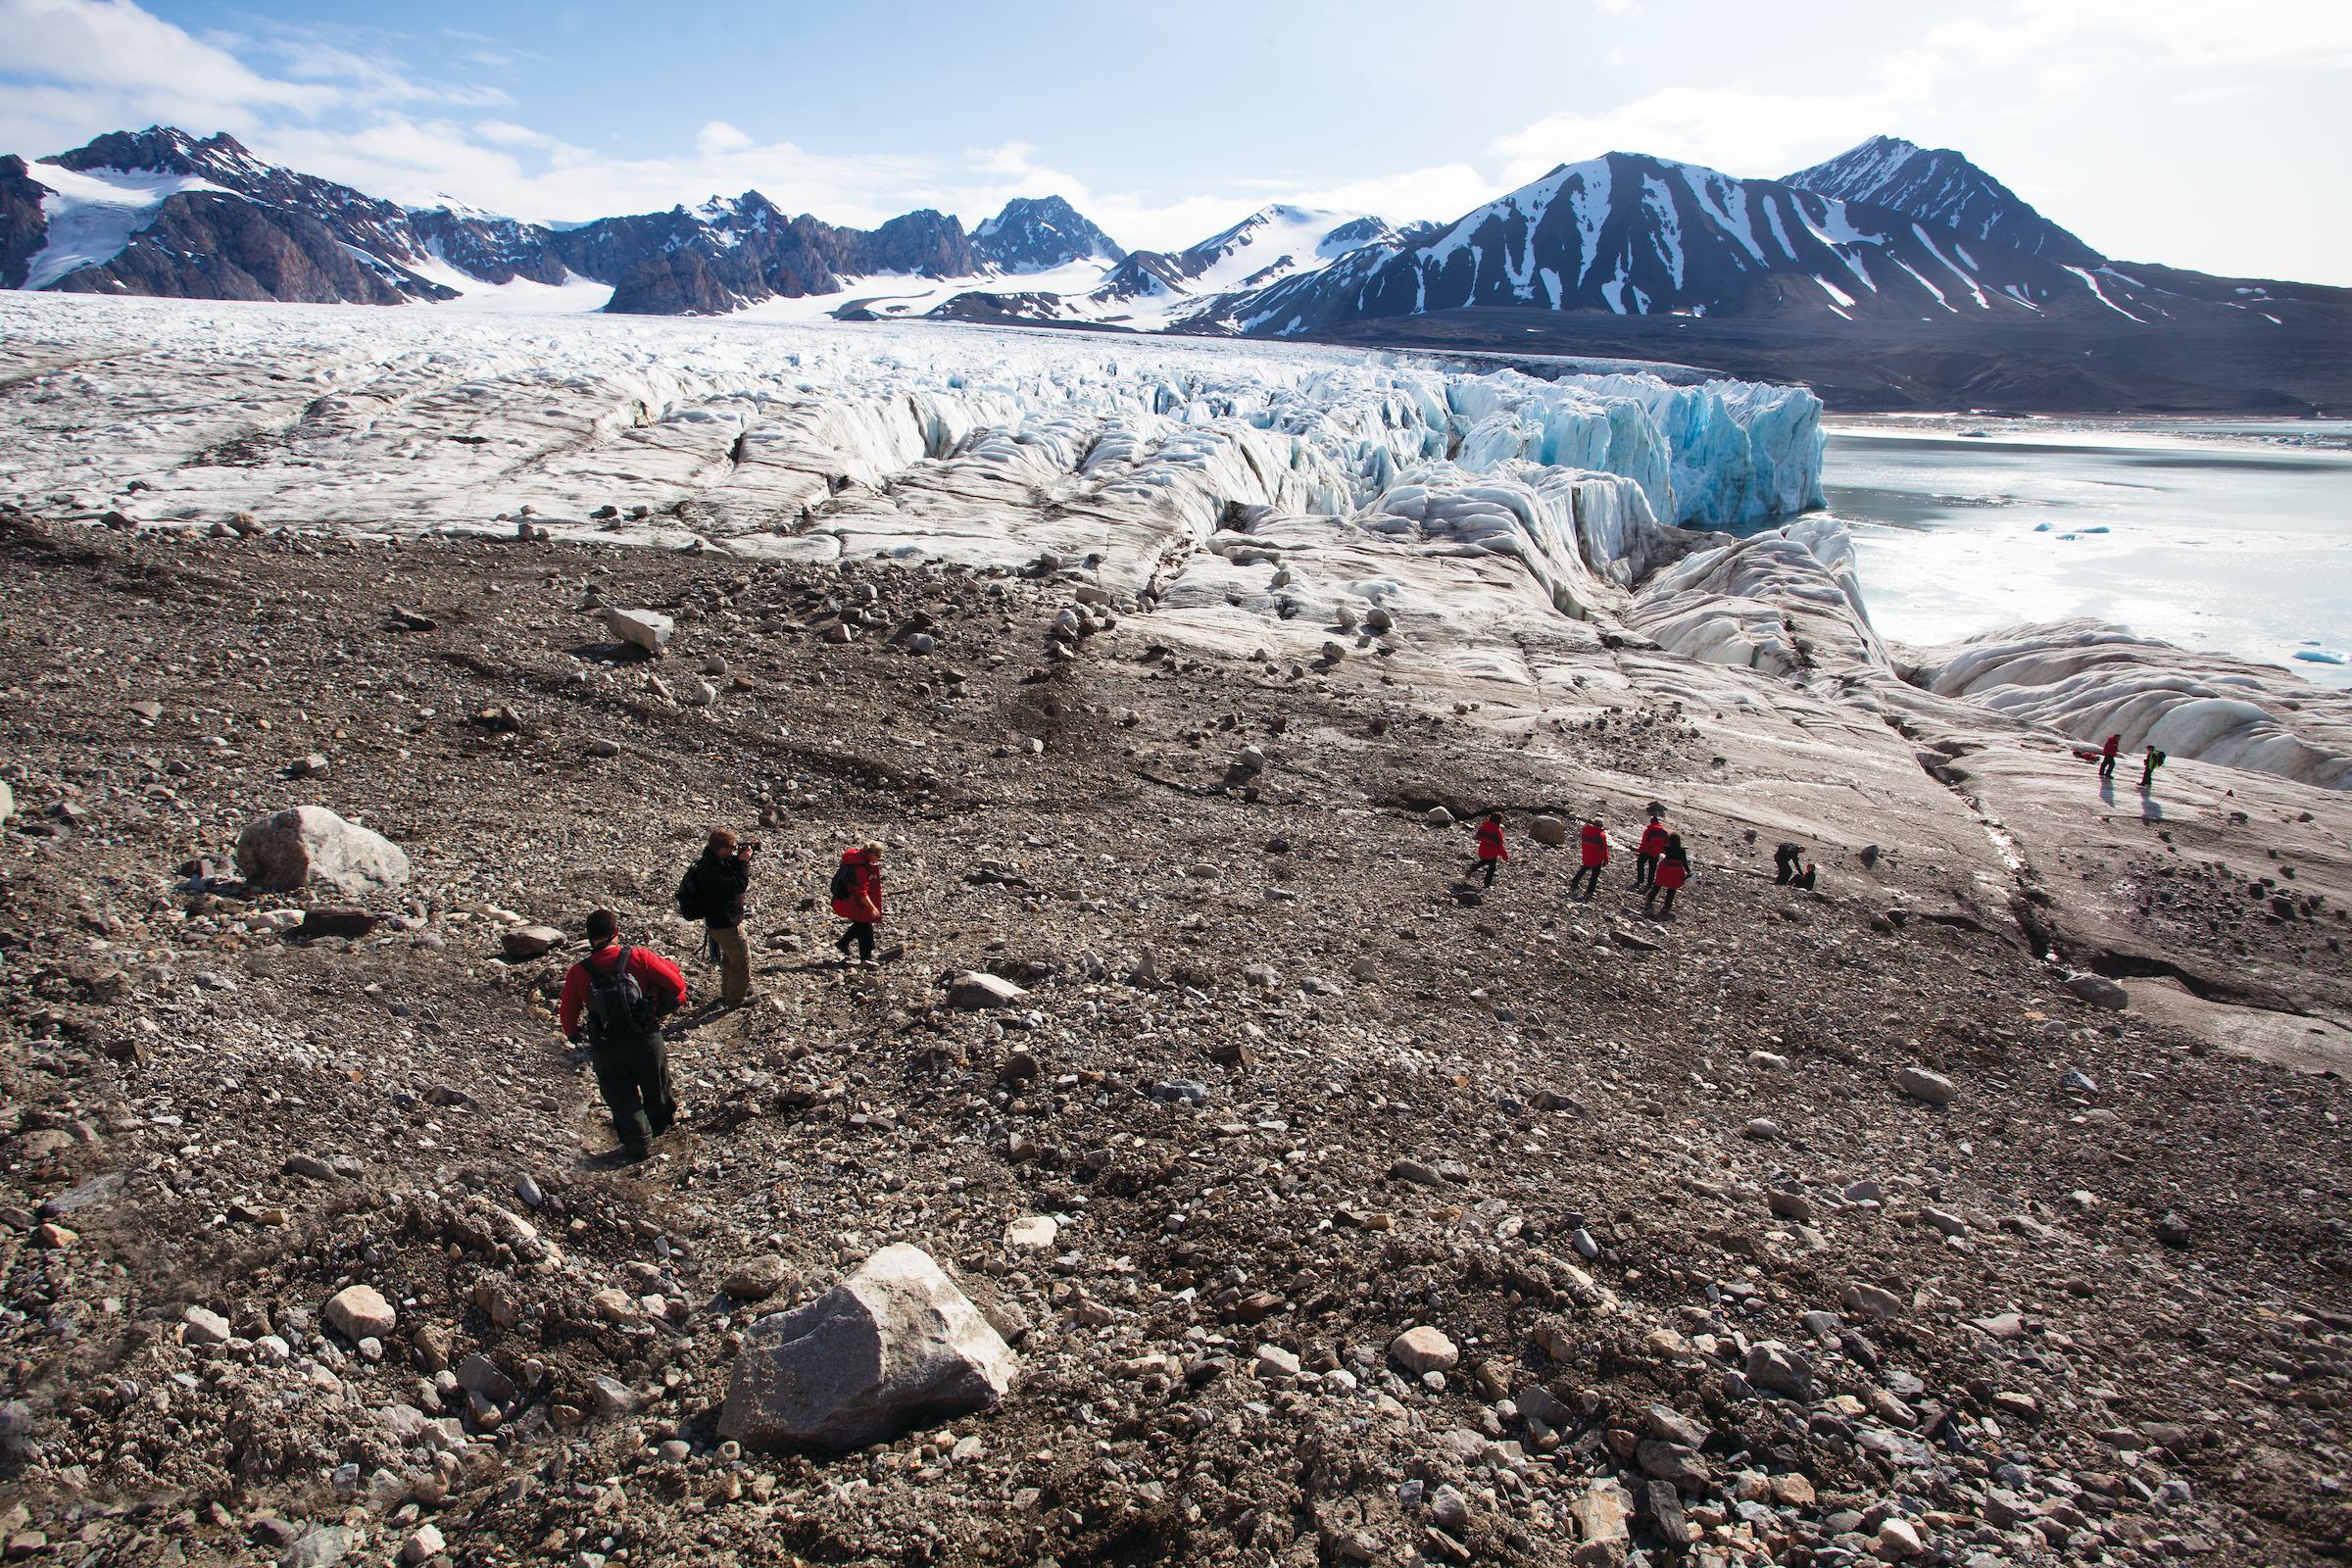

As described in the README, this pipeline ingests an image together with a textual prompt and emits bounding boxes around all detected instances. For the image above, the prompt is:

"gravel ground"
[0,514,2344,1568]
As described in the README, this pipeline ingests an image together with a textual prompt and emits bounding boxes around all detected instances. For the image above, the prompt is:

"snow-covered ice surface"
[21,164,232,290]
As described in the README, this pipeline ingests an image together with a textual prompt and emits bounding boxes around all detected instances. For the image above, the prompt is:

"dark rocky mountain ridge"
[0,125,1124,316]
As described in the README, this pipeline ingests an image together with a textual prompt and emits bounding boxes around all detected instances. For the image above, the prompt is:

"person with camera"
[677,827,758,1006]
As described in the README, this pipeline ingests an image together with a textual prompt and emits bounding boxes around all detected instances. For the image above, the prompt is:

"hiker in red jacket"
[1644,835,1690,919]
[1472,812,1508,887]
[831,842,884,965]
[1635,811,1669,890]
[1570,817,1610,900]
[2098,734,2121,780]
[558,909,687,1163]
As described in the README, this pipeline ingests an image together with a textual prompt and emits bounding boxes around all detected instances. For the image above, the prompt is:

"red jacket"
[559,944,687,1040]
[2100,735,2120,759]
[1475,820,1507,861]
[1639,823,1669,858]
[1580,824,1611,866]
[1654,857,1689,890]
[832,848,882,922]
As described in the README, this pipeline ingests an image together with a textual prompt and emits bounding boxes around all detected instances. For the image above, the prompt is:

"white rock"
[183,1305,231,1346]
[2063,972,2130,1010]
[324,1284,397,1342]
[948,972,1027,1010]
[1893,1066,1958,1105]
[401,1523,446,1564]
[1425,806,1454,826]
[717,1243,1017,1449]
[1530,815,1568,846]
[605,606,674,655]
[235,806,410,897]
[1004,1216,1058,1250]
[1389,1325,1459,1374]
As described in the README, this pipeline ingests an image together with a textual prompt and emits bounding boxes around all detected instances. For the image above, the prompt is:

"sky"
[3,0,2348,283]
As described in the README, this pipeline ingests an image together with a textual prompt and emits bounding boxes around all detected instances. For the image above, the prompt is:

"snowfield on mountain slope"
[19,163,234,291]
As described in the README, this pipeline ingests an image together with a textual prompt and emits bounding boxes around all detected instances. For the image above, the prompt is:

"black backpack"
[675,862,710,921]
[829,860,856,902]
[584,948,661,1047]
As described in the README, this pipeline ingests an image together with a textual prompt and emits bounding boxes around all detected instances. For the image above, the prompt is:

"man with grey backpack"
[558,908,687,1163]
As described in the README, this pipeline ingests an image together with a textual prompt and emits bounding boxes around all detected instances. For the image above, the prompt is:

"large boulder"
[717,1243,1017,1449]
[235,807,409,897]
[2064,972,2130,1010]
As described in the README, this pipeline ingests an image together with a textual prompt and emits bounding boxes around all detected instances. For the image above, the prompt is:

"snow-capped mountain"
[1210,149,2308,336]
[1782,135,2101,266]
[972,196,1125,272]
[1094,205,1409,310]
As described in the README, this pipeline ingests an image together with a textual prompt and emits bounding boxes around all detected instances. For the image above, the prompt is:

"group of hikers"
[1470,805,1693,917]
[554,831,886,1163]
[564,803,1832,1161]
[2096,733,2167,792]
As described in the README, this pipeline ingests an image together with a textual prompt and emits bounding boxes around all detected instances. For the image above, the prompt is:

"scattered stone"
[605,607,674,655]
[947,972,1027,1010]
[323,1284,396,1342]
[2064,972,2131,1009]
[1530,815,1568,847]
[501,924,564,959]
[182,1304,231,1345]
[722,1255,789,1300]
[1893,1066,1957,1105]
[1389,1326,1459,1374]
[1425,807,1454,826]
[2155,1211,2193,1248]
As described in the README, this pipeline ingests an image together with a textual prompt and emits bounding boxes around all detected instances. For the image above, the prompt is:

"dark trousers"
[836,921,875,960]
[1478,857,1499,887]
[1774,852,1798,884]
[2098,755,2116,778]
[1634,854,1658,889]
[1570,863,1603,898]
[591,1031,674,1155]
[1645,887,1678,917]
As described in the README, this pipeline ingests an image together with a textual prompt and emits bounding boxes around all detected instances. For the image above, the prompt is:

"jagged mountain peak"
[972,196,1124,272]
[1783,135,2101,266]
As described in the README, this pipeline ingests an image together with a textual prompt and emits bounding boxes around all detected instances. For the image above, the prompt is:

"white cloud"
[1494,86,1898,187]
[695,121,752,157]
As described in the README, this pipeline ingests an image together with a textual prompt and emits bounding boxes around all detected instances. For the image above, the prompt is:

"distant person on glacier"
[2139,745,2167,793]
[1635,809,1669,890]
[1472,813,1508,888]
[1644,834,1690,918]
[2098,733,2122,780]
[1571,817,1611,900]
[1774,842,1804,884]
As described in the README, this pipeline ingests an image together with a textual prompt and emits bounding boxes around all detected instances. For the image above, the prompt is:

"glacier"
[2,290,2342,798]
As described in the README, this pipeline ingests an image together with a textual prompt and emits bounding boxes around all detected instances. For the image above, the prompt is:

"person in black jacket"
[679,828,757,1005]
[1774,842,1804,884]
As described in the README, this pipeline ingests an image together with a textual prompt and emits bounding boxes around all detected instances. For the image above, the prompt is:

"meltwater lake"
[1820,417,2352,689]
